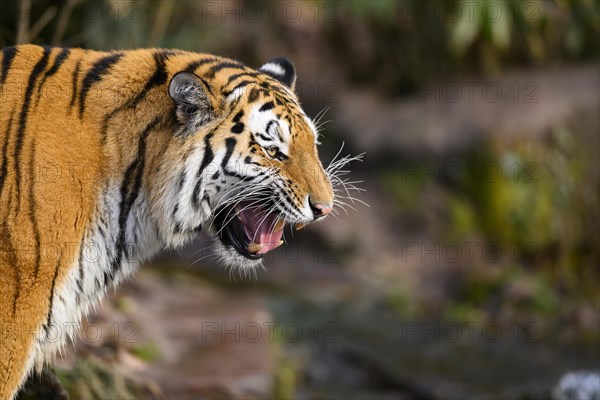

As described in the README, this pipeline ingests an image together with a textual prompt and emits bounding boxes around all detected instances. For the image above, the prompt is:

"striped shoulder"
[1,46,18,84]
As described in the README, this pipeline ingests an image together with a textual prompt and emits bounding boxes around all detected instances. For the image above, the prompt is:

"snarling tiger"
[0,44,342,399]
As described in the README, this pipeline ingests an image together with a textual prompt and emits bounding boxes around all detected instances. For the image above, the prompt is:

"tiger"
[0,44,339,399]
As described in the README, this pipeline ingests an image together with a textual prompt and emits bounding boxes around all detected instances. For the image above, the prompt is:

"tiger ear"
[168,72,214,131]
[259,57,296,90]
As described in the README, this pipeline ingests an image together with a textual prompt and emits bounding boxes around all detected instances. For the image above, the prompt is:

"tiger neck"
[81,180,159,295]
[82,128,173,299]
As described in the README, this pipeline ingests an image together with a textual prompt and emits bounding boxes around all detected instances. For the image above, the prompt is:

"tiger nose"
[309,197,333,219]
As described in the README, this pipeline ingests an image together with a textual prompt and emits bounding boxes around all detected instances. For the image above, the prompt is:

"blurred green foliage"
[1,0,598,98]
[447,194,478,240]
[382,119,599,335]
[326,0,599,96]
[271,326,297,400]
[463,127,598,289]
[56,358,141,399]
[131,341,161,362]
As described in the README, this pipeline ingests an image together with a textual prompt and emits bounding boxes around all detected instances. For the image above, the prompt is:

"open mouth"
[213,201,287,260]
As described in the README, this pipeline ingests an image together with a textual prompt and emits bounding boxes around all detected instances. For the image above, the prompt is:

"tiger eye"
[266,147,278,157]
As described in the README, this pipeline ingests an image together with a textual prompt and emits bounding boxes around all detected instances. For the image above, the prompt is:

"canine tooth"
[273,240,284,249]
[295,222,306,231]
[247,243,263,253]
[274,219,285,231]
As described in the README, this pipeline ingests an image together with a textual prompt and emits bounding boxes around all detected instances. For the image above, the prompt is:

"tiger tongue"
[238,204,284,254]
[255,230,284,254]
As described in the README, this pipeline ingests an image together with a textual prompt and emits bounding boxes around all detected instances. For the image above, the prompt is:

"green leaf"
[488,0,511,51]
[450,0,482,55]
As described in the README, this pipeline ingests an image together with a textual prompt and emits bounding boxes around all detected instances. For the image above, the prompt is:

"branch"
[28,6,57,42]
[16,0,32,44]
[149,1,174,47]
[52,0,82,45]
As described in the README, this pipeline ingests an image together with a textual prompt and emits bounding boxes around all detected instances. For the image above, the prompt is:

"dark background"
[2,1,599,399]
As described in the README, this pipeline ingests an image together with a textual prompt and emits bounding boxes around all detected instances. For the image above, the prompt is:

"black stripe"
[28,137,42,280]
[175,169,186,198]
[14,47,51,213]
[260,81,293,99]
[248,87,260,102]
[44,252,62,338]
[172,145,195,214]
[174,220,183,234]
[43,47,70,78]
[265,120,276,134]
[69,60,81,109]
[37,47,70,95]
[191,133,214,210]
[0,110,15,199]
[177,170,186,190]
[197,76,214,96]
[1,222,20,314]
[1,46,18,84]
[198,133,215,175]
[201,194,211,211]
[98,223,106,241]
[109,116,161,280]
[184,57,220,73]
[78,53,123,118]
[172,170,186,223]
[222,80,253,97]
[266,120,283,141]
[225,71,258,86]
[252,171,275,186]
[256,133,273,142]
[233,110,244,123]
[76,236,85,304]
[206,61,245,79]
[260,79,290,95]
[100,113,114,144]
[221,138,237,173]
[191,177,203,211]
[224,170,257,182]
[259,101,275,112]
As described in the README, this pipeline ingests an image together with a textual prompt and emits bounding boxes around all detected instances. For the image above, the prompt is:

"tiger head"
[152,57,334,270]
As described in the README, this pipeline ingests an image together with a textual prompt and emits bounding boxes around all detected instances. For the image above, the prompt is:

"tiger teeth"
[295,222,306,231]
[274,219,285,231]
[273,240,284,249]
[247,243,263,253]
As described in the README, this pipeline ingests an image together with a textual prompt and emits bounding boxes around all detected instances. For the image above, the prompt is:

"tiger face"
[152,57,333,269]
